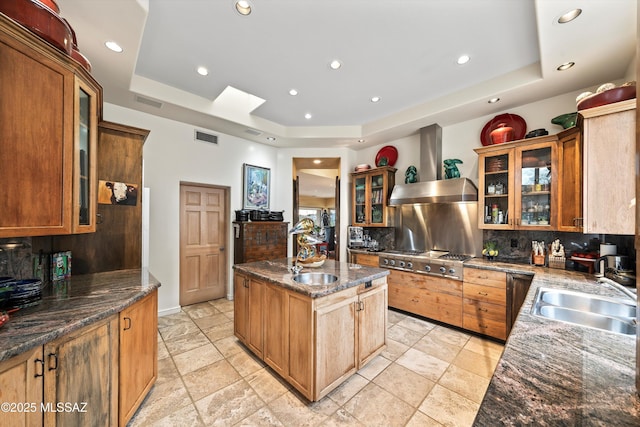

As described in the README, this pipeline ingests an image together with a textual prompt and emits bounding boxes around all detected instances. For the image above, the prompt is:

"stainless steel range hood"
[389,178,478,205]
[389,123,478,205]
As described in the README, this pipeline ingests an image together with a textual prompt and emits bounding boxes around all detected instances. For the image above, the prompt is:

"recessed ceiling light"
[289,89,298,96]
[488,97,500,104]
[456,55,470,65]
[313,159,322,164]
[329,60,342,70]
[371,96,381,103]
[558,8,582,24]
[557,61,575,71]
[235,0,251,15]
[304,113,312,119]
[267,137,276,142]
[358,139,365,143]
[196,66,209,76]
[105,41,123,53]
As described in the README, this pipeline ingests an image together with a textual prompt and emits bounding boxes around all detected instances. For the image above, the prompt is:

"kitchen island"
[233,258,389,401]
[465,259,640,426]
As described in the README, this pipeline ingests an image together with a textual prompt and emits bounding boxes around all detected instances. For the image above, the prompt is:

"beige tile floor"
[128,298,504,427]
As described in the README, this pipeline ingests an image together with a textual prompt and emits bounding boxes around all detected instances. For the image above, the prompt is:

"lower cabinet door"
[119,291,158,426]
[463,299,507,340]
[315,293,358,400]
[43,315,119,427]
[358,285,387,367]
[0,347,44,427]
[263,284,289,378]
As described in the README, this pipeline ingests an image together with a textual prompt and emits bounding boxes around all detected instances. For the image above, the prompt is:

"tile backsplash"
[0,237,35,279]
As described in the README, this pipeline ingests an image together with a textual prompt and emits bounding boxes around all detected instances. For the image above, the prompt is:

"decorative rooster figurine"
[288,218,327,267]
[443,159,463,179]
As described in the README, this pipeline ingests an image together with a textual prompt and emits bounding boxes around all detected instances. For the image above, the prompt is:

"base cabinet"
[0,347,44,427]
[0,292,158,427]
[233,273,264,358]
[119,291,158,426]
[387,270,462,327]
[43,315,119,427]
[462,268,507,340]
[234,271,387,401]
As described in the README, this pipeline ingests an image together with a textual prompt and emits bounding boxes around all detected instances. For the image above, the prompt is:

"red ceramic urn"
[490,123,515,145]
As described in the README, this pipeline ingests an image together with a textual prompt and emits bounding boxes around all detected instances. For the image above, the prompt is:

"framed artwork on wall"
[243,163,270,210]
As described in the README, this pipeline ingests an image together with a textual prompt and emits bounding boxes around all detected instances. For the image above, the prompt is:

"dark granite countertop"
[466,259,640,425]
[232,258,389,298]
[0,269,160,362]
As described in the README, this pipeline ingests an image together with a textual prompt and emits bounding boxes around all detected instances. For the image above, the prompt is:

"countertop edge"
[1,269,161,362]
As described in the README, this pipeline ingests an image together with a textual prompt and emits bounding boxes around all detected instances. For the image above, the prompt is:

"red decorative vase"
[490,123,515,145]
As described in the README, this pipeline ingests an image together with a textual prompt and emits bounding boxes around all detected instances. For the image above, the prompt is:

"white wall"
[355,83,623,184]
[104,104,279,314]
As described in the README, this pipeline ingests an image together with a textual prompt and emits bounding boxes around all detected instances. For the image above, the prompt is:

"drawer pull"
[478,291,489,296]
[478,307,488,312]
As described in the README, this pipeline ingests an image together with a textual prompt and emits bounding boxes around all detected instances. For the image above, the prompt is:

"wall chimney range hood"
[389,123,478,205]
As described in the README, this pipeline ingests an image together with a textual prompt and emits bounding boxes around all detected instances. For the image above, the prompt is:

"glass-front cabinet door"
[514,141,556,229]
[353,175,367,225]
[73,77,98,233]
[478,147,514,229]
[369,171,385,225]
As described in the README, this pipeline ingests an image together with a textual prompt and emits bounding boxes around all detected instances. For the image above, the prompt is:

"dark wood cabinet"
[37,122,149,274]
[233,221,288,264]
[0,14,101,237]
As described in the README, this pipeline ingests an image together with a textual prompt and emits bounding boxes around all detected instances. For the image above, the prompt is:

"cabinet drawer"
[388,283,462,327]
[352,253,379,267]
[463,268,506,288]
[463,282,506,305]
[463,298,506,321]
[463,313,507,340]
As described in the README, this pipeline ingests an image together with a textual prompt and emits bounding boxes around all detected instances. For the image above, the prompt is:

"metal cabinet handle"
[34,358,44,378]
[478,307,488,312]
[48,353,58,371]
[123,317,132,331]
[478,291,489,296]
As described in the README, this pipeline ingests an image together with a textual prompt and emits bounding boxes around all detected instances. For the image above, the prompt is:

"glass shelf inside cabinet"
[520,147,551,226]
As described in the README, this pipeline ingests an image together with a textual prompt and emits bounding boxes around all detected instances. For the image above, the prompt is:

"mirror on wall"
[292,158,340,260]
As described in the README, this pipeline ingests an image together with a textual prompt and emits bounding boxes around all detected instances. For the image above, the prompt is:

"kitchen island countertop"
[465,258,640,425]
[0,269,160,362]
[233,258,389,298]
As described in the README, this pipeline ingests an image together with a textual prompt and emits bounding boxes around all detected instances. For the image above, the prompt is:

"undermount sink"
[292,273,338,285]
[531,287,637,336]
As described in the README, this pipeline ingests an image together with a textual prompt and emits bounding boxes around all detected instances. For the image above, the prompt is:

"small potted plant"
[482,241,499,260]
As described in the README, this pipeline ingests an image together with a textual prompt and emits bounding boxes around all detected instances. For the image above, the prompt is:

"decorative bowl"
[551,112,578,129]
[577,85,636,110]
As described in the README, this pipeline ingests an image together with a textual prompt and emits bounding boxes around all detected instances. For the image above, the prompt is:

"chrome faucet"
[289,259,303,275]
[597,277,637,302]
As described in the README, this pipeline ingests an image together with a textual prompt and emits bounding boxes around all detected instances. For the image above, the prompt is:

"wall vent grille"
[135,95,163,108]
[194,130,218,144]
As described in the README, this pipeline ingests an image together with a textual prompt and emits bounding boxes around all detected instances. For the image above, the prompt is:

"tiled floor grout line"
[140,299,503,426]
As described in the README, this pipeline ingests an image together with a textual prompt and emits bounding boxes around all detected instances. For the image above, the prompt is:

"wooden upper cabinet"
[556,126,583,232]
[476,135,557,231]
[0,15,102,237]
[351,166,396,227]
[581,100,636,235]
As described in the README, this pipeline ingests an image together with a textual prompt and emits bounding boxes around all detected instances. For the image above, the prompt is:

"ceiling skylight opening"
[370,96,381,103]
[304,113,312,119]
[557,61,575,71]
[488,97,500,104]
[329,60,342,70]
[289,89,298,96]
[235,1,252,15]
[196,66,209,76]
[558,8,582,24]
[456,54,470,65]
[105,41,123,53]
